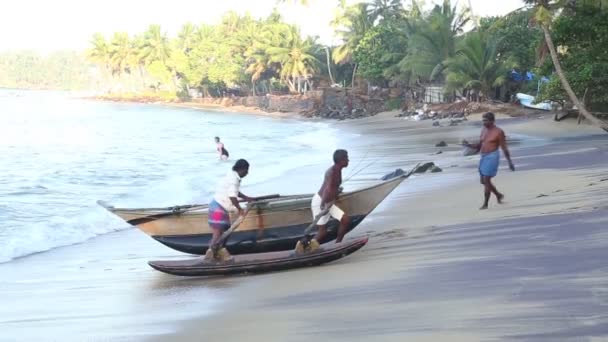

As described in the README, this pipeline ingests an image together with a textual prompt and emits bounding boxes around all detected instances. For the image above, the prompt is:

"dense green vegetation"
[1,0,606,122]
[0,51,93,90]
[84,11,325,98]
[535,4,608,111]
[523,0,607,129]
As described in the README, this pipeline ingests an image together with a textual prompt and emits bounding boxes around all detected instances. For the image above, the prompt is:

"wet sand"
[1,113,607,341]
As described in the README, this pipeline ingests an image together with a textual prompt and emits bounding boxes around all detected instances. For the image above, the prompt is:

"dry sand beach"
[153,114,608,342]
[1,109,607,342]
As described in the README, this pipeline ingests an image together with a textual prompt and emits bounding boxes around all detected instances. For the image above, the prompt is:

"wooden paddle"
[293,201,335,253]
[239,194,281,203]
[301,200,335,238]
[214,200,261,248]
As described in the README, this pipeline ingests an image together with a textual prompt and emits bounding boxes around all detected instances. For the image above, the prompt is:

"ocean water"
[0,89,339,263]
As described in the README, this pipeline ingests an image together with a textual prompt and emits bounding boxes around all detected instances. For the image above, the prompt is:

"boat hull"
[148,237,368,277]
[152,214,366,255]
[100,175,406,255]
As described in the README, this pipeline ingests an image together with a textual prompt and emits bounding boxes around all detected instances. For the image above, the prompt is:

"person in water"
[463,112,515,210]
[309,149,351,247]
[207,159,255,259]
[215,136,229,160]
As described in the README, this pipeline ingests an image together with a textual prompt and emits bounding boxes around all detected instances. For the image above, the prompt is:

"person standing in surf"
[207,159,255,259]
[463,112,515,210]
[215,136,229,160]
[309,149,351,248]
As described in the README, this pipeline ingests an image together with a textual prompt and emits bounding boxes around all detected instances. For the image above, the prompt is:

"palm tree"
[87,33,111,71]
[177,23,197,52]
[400,0,470,83]
[445,32,507,101]
[87,33,113,88]
[245,45,270,96]
[266,26,321,93]
[278,0,310,5]
[195,24,218,50]
[525,0,608,131]
[140,24,171,65]
[367,0,404,23]
[109,32,133,77]
[129,34,147,90]
[220,11,243,36]
[332,3,373,87]
[277,0,346,7]
[140,24,175,89]
[245,22,291,95]
[323,46,336,85]
[244,23,271,95]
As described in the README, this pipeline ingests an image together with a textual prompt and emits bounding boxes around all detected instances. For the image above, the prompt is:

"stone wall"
[192,93,321,114]
[191,88,389,120]
[305,87,387,120]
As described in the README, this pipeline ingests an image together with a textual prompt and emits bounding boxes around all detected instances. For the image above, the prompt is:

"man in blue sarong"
[463,112,515,209]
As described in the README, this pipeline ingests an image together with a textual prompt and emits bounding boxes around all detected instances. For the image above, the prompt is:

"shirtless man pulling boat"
[309,149,351,247]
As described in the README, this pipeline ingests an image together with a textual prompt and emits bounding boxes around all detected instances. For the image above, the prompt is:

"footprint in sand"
[371,229,407,239]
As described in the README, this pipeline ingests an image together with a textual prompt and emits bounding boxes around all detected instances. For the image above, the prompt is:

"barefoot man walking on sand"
[463,112,515,210]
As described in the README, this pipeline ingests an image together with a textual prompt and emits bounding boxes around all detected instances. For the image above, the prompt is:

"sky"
[0,0,526,53]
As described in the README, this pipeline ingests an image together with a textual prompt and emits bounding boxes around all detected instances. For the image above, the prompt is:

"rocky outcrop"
[462,146,479,156]
[397,110,467,121]
[413,162,443,173]
[380,162,443,180]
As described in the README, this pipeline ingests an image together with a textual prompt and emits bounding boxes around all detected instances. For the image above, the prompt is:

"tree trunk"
[286,78,296,93]
[171,73,179,91]
[103,66,113,94]
[351,63,358,88]
[467,0,478,29]
[542,24,608,132]
[138,65,146,90]
[324,47,335,85]
[252,80,256,96]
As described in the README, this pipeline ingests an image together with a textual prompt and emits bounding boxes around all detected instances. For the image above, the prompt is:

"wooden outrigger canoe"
[148,237,369,277]
[99,173,409,255]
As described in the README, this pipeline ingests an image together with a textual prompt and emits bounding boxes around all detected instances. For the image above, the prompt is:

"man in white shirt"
[208,159,254,256]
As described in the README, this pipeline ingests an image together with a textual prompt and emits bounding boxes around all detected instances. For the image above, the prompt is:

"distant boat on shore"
[516,93,552,111]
